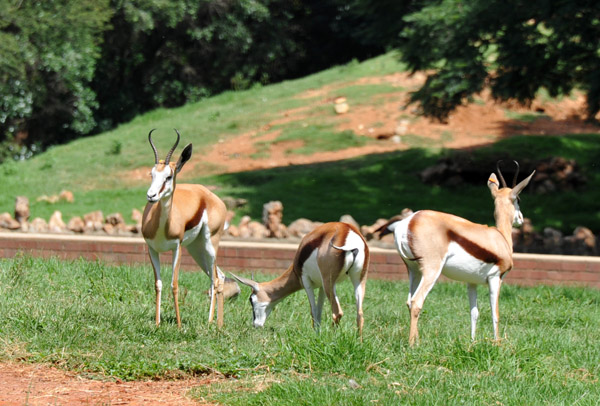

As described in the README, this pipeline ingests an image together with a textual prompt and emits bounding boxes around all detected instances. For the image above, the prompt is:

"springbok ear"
[176,143,192,173]
[510,170,536,200]
[488,173,499,196]
[230,273,260,292]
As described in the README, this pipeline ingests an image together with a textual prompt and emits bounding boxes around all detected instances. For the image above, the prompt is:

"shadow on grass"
[198,134,600,232]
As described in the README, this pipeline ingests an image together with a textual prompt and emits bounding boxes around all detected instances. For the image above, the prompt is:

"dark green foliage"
[0,0,112,154]
[398,0,600,120]
[91,0,383,133]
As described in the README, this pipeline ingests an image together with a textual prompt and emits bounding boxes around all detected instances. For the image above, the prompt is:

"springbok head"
[487,160,535,227]
[230,273,274,328]
[146,129,192,203]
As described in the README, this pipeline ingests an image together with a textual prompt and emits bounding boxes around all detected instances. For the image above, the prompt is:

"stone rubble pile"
[419,156,586,193]
[0,195,598,256]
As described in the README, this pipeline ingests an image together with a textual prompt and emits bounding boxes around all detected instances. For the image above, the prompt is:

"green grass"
[504,110,551,123]
[275,124,371,155]
[1,256,599,404]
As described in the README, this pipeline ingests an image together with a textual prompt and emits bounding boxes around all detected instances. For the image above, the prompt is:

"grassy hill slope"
[0,53,599,233]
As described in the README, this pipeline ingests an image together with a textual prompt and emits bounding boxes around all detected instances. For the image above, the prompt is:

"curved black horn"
[165,128,180,164]
[148,129,159,165]
[496,160,508,188]
[512,160,520,187]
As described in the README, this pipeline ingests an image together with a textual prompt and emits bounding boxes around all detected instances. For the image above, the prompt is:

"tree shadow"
[200,134,600,232]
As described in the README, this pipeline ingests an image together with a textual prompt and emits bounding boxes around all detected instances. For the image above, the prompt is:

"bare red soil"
[0,362,216,405]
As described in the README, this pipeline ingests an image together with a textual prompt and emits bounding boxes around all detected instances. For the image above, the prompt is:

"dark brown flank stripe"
[294,223,349,276]
[447,229,500,264]
[296,232,325,272]
[185,199,206,231]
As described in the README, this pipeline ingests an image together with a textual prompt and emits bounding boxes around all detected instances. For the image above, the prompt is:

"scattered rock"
[59,190,74,203]
[235,216,269,239]
[226,224,240,237]
[106,213,125,226]
[334,96,349,114]
[67,216,85,233]
[262,201,288,238]
[0,212,21,230]
[339,214,360,230]
[248,221,269,239]
[36,190,75,204]
[48,211,66,233]
[221,196,248,210]
[14,196,30,224]
[420,156,586,192]
[288,218,322,238]
[395,119,410,135]
[131,209,143,224]
[84,210,104,232]
[37,195,59,204]
[29,217,49,233]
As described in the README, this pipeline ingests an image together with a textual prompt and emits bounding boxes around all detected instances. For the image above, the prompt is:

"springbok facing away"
[142,129,240,328]
[378,161,534,345]
[232,222,370,335]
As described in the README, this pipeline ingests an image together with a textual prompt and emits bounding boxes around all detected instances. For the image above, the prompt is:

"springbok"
[232,222,370,335]
[142,129,239,328]
[378,161,534,345]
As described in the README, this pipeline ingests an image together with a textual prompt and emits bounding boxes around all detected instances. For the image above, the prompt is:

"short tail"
[331,241,361,273]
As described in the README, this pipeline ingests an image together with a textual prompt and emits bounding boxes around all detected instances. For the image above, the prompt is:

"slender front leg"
[215,264,224,328]
[171,243,183,328]
[148,246,162,326]
[488,274,502,341]
[467,283,479,340]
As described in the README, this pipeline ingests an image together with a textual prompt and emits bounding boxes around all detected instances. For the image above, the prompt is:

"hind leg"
[407,258,444,346]
[350,272,367,337]
[186,230,221,325]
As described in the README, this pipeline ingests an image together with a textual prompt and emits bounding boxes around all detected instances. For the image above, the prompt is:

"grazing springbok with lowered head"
[377,161,534,345]
[142,129,239,328]
[232,222,370,335]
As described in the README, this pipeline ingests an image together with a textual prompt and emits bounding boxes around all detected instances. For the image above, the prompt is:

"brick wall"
[1,232,599,288]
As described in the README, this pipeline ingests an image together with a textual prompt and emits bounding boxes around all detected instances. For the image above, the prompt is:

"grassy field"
[1,256,598,404]
[0,52,599,233]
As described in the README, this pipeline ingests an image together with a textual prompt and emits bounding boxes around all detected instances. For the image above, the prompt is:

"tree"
[0,0,111,157]
[91,0,386,133]
[92,0,313,132]
[397,0,600,121]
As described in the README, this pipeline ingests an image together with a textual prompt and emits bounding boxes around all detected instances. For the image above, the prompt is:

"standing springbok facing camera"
[378,161,535,345]
[142,129,239,328]
[231,222,370,335]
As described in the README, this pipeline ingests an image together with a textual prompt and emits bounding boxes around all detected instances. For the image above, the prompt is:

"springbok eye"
[166,176,173,181]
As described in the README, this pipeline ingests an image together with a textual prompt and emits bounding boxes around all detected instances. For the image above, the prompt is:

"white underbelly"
[441,242,499,285]
[146,236,178,253]
[181,222,203,246]
[145,222,204,253]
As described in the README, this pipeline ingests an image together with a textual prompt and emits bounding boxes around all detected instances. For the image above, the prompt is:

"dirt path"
[0,362,216,406]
